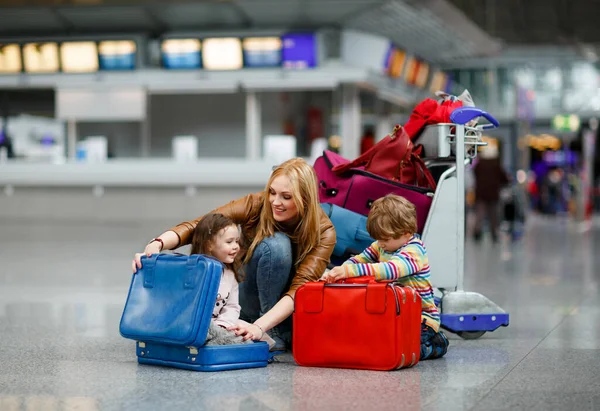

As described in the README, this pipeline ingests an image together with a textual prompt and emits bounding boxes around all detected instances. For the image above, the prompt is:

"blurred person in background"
[472,143,509,243]
[541,168,565,215]
[360,126,376,154]
[527,171,539,211]
[0,129,15,159]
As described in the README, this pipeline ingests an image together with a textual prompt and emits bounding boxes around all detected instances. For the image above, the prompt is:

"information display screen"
[23,42,60,73]
[403,57,418,85]
[0,44,22,73]
[161,39,202,69]
[415,61,430,88]
[202,38,243,70]
[281,33,317,69]
[384,46,406,78]
[60,41,99,73]
[243,37,282,68]
[98,40,136,70]
[429,71,448,93]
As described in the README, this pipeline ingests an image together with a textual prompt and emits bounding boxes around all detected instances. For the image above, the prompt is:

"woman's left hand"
[227,323,263,341]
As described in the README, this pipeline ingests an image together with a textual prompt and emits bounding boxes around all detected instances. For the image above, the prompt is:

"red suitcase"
[293,279,422,371]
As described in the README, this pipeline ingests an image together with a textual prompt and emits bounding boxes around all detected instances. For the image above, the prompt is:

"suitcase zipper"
[322,152,434,195]
[353,169,433,194]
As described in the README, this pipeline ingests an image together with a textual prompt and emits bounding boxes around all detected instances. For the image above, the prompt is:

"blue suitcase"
[321,203,374,264]
[119,254,270,371]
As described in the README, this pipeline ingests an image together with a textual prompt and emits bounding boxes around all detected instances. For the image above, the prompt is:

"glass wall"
[444,60,600,120]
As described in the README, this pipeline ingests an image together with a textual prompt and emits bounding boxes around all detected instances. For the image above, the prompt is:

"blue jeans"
[239,232,294,340]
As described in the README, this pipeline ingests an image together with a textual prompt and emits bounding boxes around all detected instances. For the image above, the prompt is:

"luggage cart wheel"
[457,331,486,340]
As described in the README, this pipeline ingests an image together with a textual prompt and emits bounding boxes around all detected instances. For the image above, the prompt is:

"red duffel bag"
[330,125,435,189]
[292,279,422,371]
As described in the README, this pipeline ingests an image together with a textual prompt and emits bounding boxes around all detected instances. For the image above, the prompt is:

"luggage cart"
[421,107,510,339]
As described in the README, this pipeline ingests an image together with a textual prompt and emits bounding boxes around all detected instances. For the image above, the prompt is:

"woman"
[132,158,336,351]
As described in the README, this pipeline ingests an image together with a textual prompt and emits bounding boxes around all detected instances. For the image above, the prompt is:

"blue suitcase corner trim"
[119,254,272,371]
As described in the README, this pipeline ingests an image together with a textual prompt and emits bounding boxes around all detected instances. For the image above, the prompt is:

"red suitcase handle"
[301,280,389,315]
[335,276,394,284]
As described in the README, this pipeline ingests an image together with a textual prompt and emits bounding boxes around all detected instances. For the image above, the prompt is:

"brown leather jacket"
[169,192,336,299]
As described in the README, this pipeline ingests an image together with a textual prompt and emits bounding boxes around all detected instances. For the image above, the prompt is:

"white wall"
[77,121,142,158]
[148,91,332,158]
[7,89,333,159]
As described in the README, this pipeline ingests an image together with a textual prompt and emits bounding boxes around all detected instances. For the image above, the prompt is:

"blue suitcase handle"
[142,254,204,289]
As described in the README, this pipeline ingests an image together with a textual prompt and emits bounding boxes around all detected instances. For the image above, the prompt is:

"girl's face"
[209,224,240,264]
[269,175,299,223]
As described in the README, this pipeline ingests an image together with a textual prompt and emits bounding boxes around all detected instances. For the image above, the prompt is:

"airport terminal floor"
[0,213,599,411]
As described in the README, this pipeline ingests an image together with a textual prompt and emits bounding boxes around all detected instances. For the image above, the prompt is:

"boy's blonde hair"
[366,194,417,239]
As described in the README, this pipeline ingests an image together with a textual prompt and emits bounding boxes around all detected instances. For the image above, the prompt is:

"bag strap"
[331,141,381,175]
[412,154,437,190]
[331,125,411,175]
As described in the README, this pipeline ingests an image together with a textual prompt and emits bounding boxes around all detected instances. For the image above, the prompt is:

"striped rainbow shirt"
[342,235,440,332]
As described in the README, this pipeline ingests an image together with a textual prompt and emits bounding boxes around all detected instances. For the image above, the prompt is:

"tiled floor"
[0,214,598,411]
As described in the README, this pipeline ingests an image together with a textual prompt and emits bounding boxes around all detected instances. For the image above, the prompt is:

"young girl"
[190,213,275,348]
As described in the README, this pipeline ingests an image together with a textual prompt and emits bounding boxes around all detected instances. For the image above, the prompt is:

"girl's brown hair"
[190,213,243,282]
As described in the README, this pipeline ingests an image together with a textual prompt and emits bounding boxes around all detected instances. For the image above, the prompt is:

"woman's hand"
[132,241,163,273]
[227,323,264,341]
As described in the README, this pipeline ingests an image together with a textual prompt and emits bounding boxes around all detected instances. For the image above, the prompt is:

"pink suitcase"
[314,150,434,234]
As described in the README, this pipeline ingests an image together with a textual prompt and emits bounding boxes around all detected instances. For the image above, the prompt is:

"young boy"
[321,194,449,360]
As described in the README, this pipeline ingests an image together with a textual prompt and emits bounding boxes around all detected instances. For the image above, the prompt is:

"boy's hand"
[321,266,347,283]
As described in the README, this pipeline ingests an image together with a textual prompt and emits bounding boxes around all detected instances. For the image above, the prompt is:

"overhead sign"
[0,44,22,73]
[98,40,136,70]
[161,39,202,69]
[404,58,429,87]
[60,41,99,73]
[243,37,282,68]
[281,33,317,69]
[202,38,243,71]
[552,114,580,132]
[415,61,430,88]
[385,46,406,78]
[429,71,448,94]
[23,42,59,73]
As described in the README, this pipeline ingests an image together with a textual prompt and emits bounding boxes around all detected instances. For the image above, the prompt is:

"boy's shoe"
[420,331,449,360]
[420,341,433,361]
[429,331,449,359]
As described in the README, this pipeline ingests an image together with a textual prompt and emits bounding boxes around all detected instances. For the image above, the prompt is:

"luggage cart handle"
[450,107,499,128]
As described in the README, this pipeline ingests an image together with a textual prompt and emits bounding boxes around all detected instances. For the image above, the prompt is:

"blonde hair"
[244,158,321,267]
[366,194,417,239]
